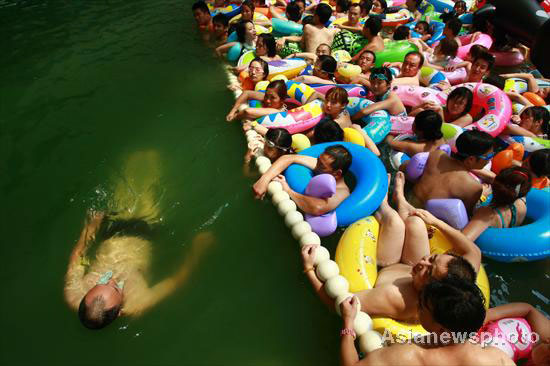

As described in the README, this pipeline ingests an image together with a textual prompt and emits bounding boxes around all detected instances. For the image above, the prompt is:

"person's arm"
[241,107,282,119]
[227,90,265,121]
[276,35,303,49]
[413,209,481,272]
[352,99,393,120]
[351,41,383,62]
[286,52,317,63]
[391,75,420,86]
[383,61,403,68]
[485,303,550,340]
[386,135,424,156]
[252,155,317,199]
[353,124,380,156]
[335,23,363,33]
[215,41,238,57]
[462,206,494,241]
[445,61,470,72]
[294,75,336,84]
[269,5,285,20]
[469,169,496,183]
[340,296,361,366]
[254,17,272,27]
[506,92,534,108]
[301,245,335,308]
[305,91,325,103]
[501,73,539,93]
[502,123,538,138]
[450,113,473,127]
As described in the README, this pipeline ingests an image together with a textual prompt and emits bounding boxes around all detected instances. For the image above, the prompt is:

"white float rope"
[226,67,384,354]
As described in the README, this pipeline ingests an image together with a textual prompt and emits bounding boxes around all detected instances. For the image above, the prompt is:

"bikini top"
[492,197,527,228]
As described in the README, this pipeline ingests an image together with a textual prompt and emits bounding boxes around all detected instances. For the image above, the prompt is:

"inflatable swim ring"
[457,33,493,60]
[257,99,324,133]
[240,59,308,83]
[374,40,419,67]
[208,3,241,18]
[479,318,536,362]
[346,97,392,144]
[272,18,303,36]
[490,50,525,67]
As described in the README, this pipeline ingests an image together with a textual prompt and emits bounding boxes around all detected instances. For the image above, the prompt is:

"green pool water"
[1,1,548,365]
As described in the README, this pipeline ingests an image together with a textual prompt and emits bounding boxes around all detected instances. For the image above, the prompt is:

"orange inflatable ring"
[523,92,546,106]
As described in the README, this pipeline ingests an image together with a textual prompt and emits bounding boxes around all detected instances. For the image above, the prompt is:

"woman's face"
[519,111,541,133]
[323,98,345,118]
[372,0,383,13]
[256,38,267,56]
[245,22,256,41]
[249,61,265,82]
[447,96,468,116]
[358,52,375,73]
[370,77,390,96]
[414,23,427,35]
[241,5,254,21]
[454,3,466,16]
[263,87,283,108]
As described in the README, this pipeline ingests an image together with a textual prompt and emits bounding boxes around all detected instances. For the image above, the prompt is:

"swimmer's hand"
[85,211,104,242]
[340,295,359,322]
[252,177,269,199]
[510,115,521,124]
[444,64,457,72]
[411,209,442,227]
[272,175,290,193]
[226,109,238,122]
[301,244,317,269]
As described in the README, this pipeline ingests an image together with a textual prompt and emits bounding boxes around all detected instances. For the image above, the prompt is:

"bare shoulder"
[362,343,424,366]
[475,346,515,366]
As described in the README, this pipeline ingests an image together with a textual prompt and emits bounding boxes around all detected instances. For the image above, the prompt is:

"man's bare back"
[303,24,338,53]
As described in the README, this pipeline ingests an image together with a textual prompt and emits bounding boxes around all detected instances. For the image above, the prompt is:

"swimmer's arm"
[255,17,272,27]
[355,286,406,318]
[485,303,550,340]
[501,73,539,93]
[352,99,392,119]
[506,92,534,108]
[253,155,317,198]
[450,113,473,128]
[469,169,496,183]
[502,123,538,138]
[386,135,424,156]
[391,76,420,86]
[350,75,371,88]
[277,35,303,45]
[285,185,349,216]
[353,124,380,156]
[286,52,317,63]
[269,6,285,20]
[305,91,325,103]
[462,206,494,241]
[242,107,282,119]
[293,75,335,84]
[215,42,238,57]
[335,24,363,33]
[303,260,336,310]
[227,91,265,121]
[351,42,383,62]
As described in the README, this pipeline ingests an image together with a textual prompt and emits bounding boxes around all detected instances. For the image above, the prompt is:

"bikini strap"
[494,207,507,228]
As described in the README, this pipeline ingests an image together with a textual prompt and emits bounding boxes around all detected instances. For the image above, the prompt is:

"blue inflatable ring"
[476,188,550,262]
[284,142,388,227]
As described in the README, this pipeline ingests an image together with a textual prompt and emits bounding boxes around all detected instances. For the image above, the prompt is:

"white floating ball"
[324,275,350,298]
[316,259,339,282]
[353,312,373,336]
[237,103,248,112]
[291,221,311,240]
[267,181,283,196]
[358,331,383,353]
[255,156,271,167]
[299,232,321,247]
[245,130,257,138]
[272,191,290,205]
[277,199,297,216]
[258,163,270,174]
[313,246,330,265]
[284,211,303,227]
[334,293,361,316]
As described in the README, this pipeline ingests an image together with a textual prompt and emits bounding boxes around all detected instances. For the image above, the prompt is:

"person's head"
[491,167,532,207]
[212,14,229,37]
[248,57,269,82]
[324,87,349,117]
[314,55,337,80]
[401,51,424,77]
[336,0,350,13]
[314,2,333,25]
[418,277,485,335]
[362,16,382,38]
[413,110,443,141]
[316,43,332,56]
[468,51,494,82]
[192,1,211,26]
[453,0,467,16]
[294,0,306,13]
[236,19,256,43]
[531,338,550,366]
[412,251,477,290]
[535,87,550,101]
[446,86,473,118]
[263,80,287,109]
[347,3,362,25]
[371,0,387,13]
[406,0,422,9]
[436,37,458,58]
[78,281,123,329]
[466,44,488,62]
[526,148,550,178]
[257,33,277,57]
[286,2,302,22]
[414,20,430,35]
[263,128,292,161]
[393,25,410,41]
[369,67,393,96]
[519,106,550,137]
[454,130,495,169]
[359,0,373,16]
[443,17,462,38]
[313,144,352,179]
[241,0,255,21]
[357,50,376,73]
[313,118,345,144]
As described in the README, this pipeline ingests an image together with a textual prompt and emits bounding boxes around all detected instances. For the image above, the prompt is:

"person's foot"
[375,174,393,221]
[392,171,416,219]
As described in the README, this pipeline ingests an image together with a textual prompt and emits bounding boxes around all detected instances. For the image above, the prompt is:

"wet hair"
[258,33,277,57]
[454,130,494,160]
[469,44,489,60]
[529,149,550,177]
[445,253,477,283]
[326,86,349,105]
[369,66,393,83]
[78,296,121,330]
[454,0,466,11]
[358,50,376,64]
[192,1,210,14]
[235,19,254,43]
[364,16,382,36]
[524,106,550,137]
[491,167,532,206]
[324,144,352,175]
[375,0,388,12]
[314,118,344,143]
[212,13,229,27]
[337,0,350,12]
[394,25,410,40]
[286,2,302,22]
[444,17,462,36]
[266,79,287,99]
[472,51,495,71]
[420,277,486,334]
[405,51,424,67]
[266,127,292,150]
[318,55,337,75]
[447,87,473,117]
[241,0,255,13]
[414,110,443,141]
[349,2,362,13]
[294,0,306,7]
[315,2,333,24]
[302,15,314,25]
[249,57,269,80]
[438,38,458,58]
[416,20,430,34]
[360,0,374,15]
[317,43,332,53]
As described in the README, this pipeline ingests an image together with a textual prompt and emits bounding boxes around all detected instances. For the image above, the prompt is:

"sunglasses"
[476,151,496,161]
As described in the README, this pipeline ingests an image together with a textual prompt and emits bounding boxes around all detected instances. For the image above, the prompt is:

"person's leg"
[401,215,431,265]
[393,171,417,220]
[375,174,406,267]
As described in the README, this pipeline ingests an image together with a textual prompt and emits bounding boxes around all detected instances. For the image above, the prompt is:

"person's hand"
[422,101,440,111]
[85,211,104,241]
[272,174,290,193]
[511,114,521,124]
[340,295,358,321]
[301,244,317,269]
[252,177,270,199]
[385,134,395,143]
[412,209,442,227]
[334,24,342,29]
[444,64,457,72]
[242,121,253,131]
[244,149,255,164]
[226,109,238,122]
[383,62,392,67]
[276,38,286,50]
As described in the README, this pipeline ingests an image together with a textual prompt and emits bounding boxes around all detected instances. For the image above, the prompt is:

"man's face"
[469,59,490,81]
[348,5,361,25]
[193,9,210,26]
[316,45,331,56]
[84,279,123,314]
[358,52,375,72]
[402,54,421,77]
[411,253,454,290]
[213,22,226,36]
[314,153,337,177]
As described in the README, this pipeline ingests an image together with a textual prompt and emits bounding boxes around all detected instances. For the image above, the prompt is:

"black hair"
[364,16,382,36]
[266,128,292,150]
[369,66,393,83]
[324,144,352,175]
[393,25,410,40]
[414,110,443,141]
[472,51,495,71]
[447,86,473,118]
[318,55,337,75]
[360,0,374,15]
[416,20,430,34]
[469,44,489,60]
[337,0,350,12]
[302,15,314,25]
[286,2,302,22]
[444,17,462,36]
[212,13,229,27]
[420,277,486,334]
[315,2,333,24]
[78,296,121,330]
[192,0,210,14]
[529,148,550,177]
[250,57,269,80]
[314,118,344,144]
[258,33,277,57]
[266,79,287,99]
[445,253,477,283]
[438,37,458,58]
[294,0,306,7]
[235,19,253,43]
[376,0,388,12]
[241,0,255,13]
[525,106,550,137]
[483,74,506,90]
[491,167,532,206]
[454,130,494,160]
[405,50,424,67]
[358,49,376,64]
[454,0,466,10]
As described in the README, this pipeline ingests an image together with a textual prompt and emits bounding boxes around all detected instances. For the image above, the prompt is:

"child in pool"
[406,0,424,22]
[370,0,387,14]
[386,110,446,156]
[463,166,531,241]
[525,148,550,190]
[444,44,488,73]
[423,38,460,71]
[228,57,269,92]
[216,19,257,57]
[231,33,281,74]
[442,16,462,47]
[412,86,473,127]
[226,79,288,121]
[244,127,293,169]
[414,20,432,42]
[333,0,350,19]
[212,14,229,45]
[293,54,337,84]
[504,106,550,139]
[351,67,407,118]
